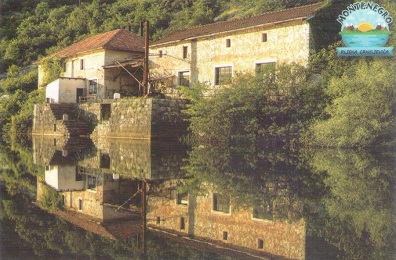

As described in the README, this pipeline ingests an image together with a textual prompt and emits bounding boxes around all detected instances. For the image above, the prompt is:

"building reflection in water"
[33,136,306,259]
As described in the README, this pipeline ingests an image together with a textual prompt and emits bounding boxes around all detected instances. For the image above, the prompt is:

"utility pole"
[140,22,144,37]
[143,20,149,96]
[141,180,147,258]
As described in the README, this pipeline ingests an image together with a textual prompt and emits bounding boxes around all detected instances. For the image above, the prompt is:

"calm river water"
[0,135,395,259]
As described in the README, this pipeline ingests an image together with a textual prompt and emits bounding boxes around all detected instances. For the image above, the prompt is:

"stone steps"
[63,137,94,151]
[49,104,92,137]
[63,120,92,137]
[49,103,80,120]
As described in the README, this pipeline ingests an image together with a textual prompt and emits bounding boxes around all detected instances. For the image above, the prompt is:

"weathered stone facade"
[33,104,70,136]
[37,174,140,221]
[90,138,187,180]
[40,49,143,102]
[150,21,313,92]
[147,182,306,259]
[57,174,140,221]
[32,103,93,137]
[87,98,189,139]
[32,135,188,181]
[38,29,145,102]
[34,135,306,258]
[33,97,189,139]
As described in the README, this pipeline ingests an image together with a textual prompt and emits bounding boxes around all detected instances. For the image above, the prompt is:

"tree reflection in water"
[181,141,395,259]
[0,136,394,259]
[308,148,396,260]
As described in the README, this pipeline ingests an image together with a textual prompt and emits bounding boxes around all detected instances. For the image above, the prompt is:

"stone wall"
[147,187,306,259]
[87,138,188,180]
[150,21,311,89]
[33,104,67,136]
[151,98,189,139]
[90,98,189,139]
[32,136,68,165]
[33,97,188,139]
[33,103,94,137]
[78,102,101,130]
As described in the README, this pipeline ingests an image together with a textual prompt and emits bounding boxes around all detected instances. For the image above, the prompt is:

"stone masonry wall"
[33,104,67,136]
[150,21,311,89]
[89,138,187,180]
[34,98,188,139]
[90,98,188,139]
[147,189,306,259]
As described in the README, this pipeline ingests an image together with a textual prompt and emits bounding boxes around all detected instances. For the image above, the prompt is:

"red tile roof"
[53,29,145,58]
[152,2,325,46]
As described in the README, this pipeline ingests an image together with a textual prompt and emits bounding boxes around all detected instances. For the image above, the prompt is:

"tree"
[311,58,396,148]
[180,64,325,148]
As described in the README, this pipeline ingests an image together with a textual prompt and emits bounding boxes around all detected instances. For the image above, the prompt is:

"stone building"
[34,2,339,138]
[38,2,334,102]
[38,29,145,103]
[150,2,325,92]
[33,136,139,221]
[147,181,306,259]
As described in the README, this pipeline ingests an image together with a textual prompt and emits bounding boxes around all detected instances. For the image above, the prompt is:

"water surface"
[0,136,395,259]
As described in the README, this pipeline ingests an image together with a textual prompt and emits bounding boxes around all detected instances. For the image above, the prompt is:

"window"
[177,192,188,205]
[252,201,273,220]
[183,46,188,59]
[89,79,98,94]
[180,217,185,230]
[213,193,230,213]
[87,175,97,190]
[100,104,111,121]
[100,153,110,168]
[261,33,268,42]
[258,239,264,249]
[159,50,163,58]
[255,62,276,79]
[79,59,84,70]
[215,66,232,85]
[63,62,67,72]
[61,195,65,206]
[78,198,83,210]
[178,71,190,86]
[75,167,83,181]
[223,231,228,240]
[156,217,161,224]
[226,38,231,47]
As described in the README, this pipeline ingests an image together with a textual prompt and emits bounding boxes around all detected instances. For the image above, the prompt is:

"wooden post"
[141,180,147,257]
[143,20,149,95]
[140,22,144,37]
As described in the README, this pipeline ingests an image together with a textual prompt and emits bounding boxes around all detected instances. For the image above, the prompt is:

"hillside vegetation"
[0,0,319,72]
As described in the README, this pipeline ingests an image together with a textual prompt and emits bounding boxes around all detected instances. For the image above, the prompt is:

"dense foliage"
[311,58,396,148]
[180,64,325,148]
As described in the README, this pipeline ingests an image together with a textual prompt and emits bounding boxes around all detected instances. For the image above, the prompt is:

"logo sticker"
[337,2,393,57]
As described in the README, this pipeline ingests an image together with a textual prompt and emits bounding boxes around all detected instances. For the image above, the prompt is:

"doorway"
[76,88,84,103]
